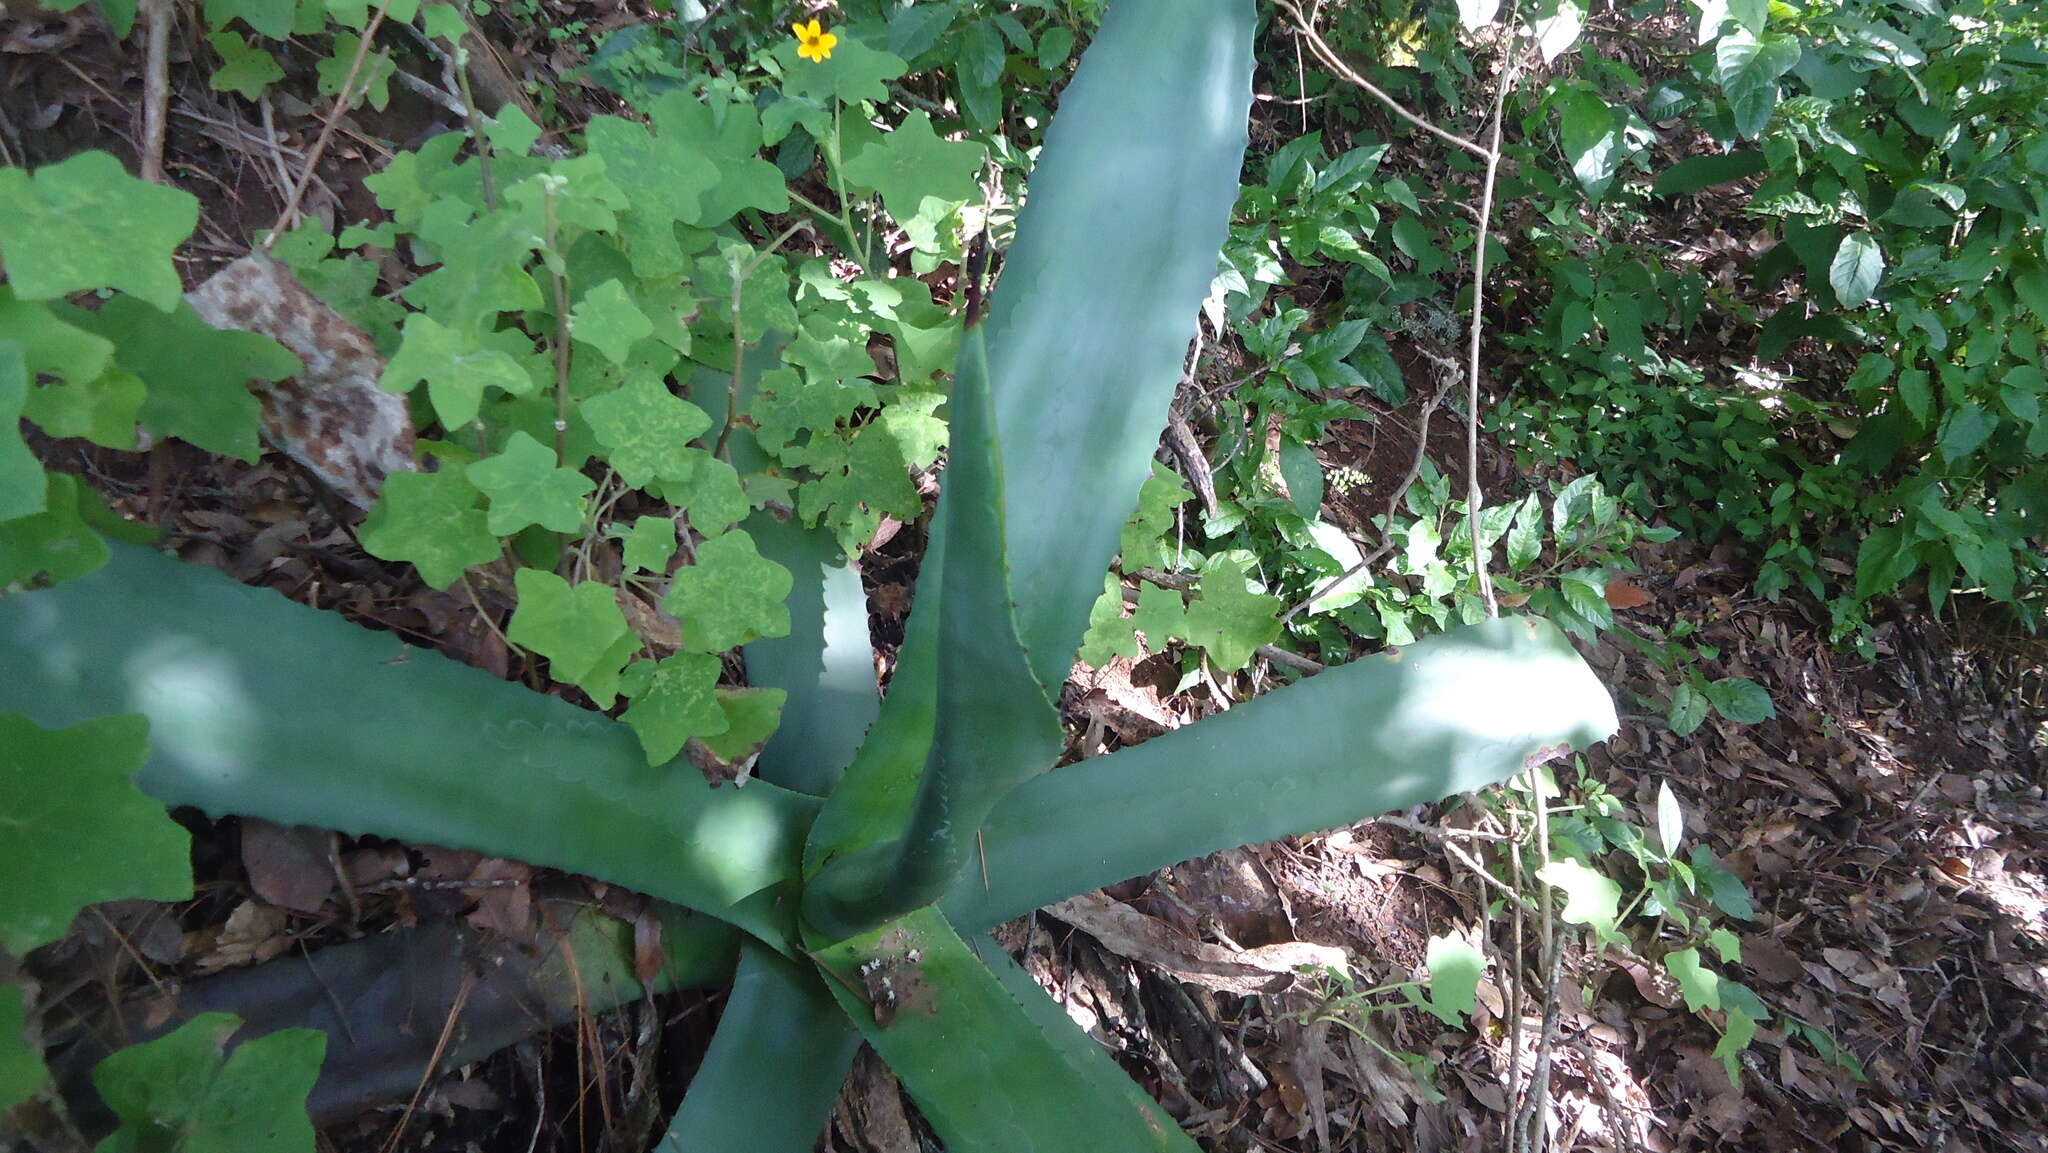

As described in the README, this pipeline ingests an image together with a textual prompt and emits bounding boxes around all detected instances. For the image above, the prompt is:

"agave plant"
[0,0,1615,1147]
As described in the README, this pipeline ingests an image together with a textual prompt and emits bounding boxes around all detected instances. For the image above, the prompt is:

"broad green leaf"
[466,430,594,535]
[62,297,301,462]
[583,113,718,276]
[954,616,1617,928]
[208,29,285,98]
[1937,403,1994,462]
[484,107,542,156]
[508,568,632,684]
[0,151,197,310]
[663,530,794,652]
[1535,859,1623,942]
[581,373,712,488]
[0,544,817,946]
[0,473,111,588]
[1423,933,1483,1025]
[812,907,1201,1153]
[1656,780,1684,856]
[1557,87,1625,199]
[206,0,293,36]
[570,278,654,365]
[699,685,788,762]
[1716,1008,1758,1084]
[1530,0,1585,62]
[1664,947,1721,1012]
[357,468,499,589]
[1181,556,1281,672]
[92,1013,323,1153]
[0,712,188,956]
[619,652,728,765]
[0,343,42,520]
[381,312,536,430]
[621,515,677,574]
[1650,150,1766,196]
[663,449,751,534]
[979,0,1254,691]
[646,91,789,226]
[655,944,859,1153]
[841,110,988,223]
[1829,233,1884,307]
[777,34,908,106]
[1715,28,1800,139]
[1505,492,1544,572]
[1704,677,1773,723]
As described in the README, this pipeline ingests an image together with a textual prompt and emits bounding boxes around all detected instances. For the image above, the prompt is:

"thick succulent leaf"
[656,942,859,1153]
[949,617,1618,928]
[740,513,877,796]
[983,0,1255,690]
[811,906,1198,1153]
[803,332,1060,939]
[0,544,815,947]
[45,899,736,1125]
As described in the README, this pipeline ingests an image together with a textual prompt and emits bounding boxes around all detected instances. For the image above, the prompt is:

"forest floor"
[6,5,2048,1152]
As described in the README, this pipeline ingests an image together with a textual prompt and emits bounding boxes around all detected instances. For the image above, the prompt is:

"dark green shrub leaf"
[1828,233,1884,308]
[1704,676,1773,723]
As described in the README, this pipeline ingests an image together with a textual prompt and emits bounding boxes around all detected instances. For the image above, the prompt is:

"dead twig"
[137,0,171,183]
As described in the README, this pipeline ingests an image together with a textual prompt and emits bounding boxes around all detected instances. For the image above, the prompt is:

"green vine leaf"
[316,33,395,111]
[1663,947,1722,1013]
[699,686,787,762]
[0,473,110,588]
[647,91,789,226]
[1422,933,1483,1025]
[93,1012,325,1153]
[660,450,751,535]
[619,652,729,765]
[466,430,595,535]
[621,514,677,574]
[776,34,907,106]
[1535,859,1624,943]
[1182,557,1281,672]
[570,279,655,365]
[484,107,543,156]
[584,113,719,277]
[207,29,285,98]
[357,468,499,589]
[840,110,987,224]
[580,373,712,488]
[0,151,197,310]
[0,712,189,957]
[507,569,632,684]
[381,312,536,430]
[65,297,302,463]
[205,0,296,38]
[662,530,793,652]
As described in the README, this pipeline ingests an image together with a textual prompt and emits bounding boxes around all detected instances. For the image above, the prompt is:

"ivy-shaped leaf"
[661,530,793,652]
[0,151,197,310]
[776,33,908,106]
[507,568,632,684]
[583,113,719,277]
[208,29,285,98]
[1664,947,1722,1013]
[316,33,395,111]
[840,110,987,223]
[93,1012,324,1153]
[581,373,711,488]
[466,430,594,535]
[357,468,499,589]
[619,652,729,765]
[797,424,920,554]
[204,0,297,36]
[1181,557,1281,672]
[0,474,110,589]
[621,515,677,574]
[877,387,947,469]
[1535,859,1624,943]
[646,91,789,226]
[65,297,302,463]
[660,449,751,535]
[381,312,536,430]
[697,686,787,762]
[484,107,543,156]
[570,279,654,365]
[0,712,189,956]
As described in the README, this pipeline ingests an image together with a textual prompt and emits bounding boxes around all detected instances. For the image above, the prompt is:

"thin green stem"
[540,180,573,469]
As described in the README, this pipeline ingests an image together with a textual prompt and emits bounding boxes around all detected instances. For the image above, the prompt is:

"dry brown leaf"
[1046,891,1346,995]
[239,818,334,914]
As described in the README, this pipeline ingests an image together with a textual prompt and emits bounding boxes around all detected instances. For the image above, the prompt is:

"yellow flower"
[793,18,838,62]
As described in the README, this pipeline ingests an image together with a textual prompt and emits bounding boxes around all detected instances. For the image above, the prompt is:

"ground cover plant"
[0,1,1622,1148]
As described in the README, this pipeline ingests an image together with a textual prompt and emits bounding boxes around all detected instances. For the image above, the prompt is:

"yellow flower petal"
[815,31,837,58]
[793,18,820,38]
